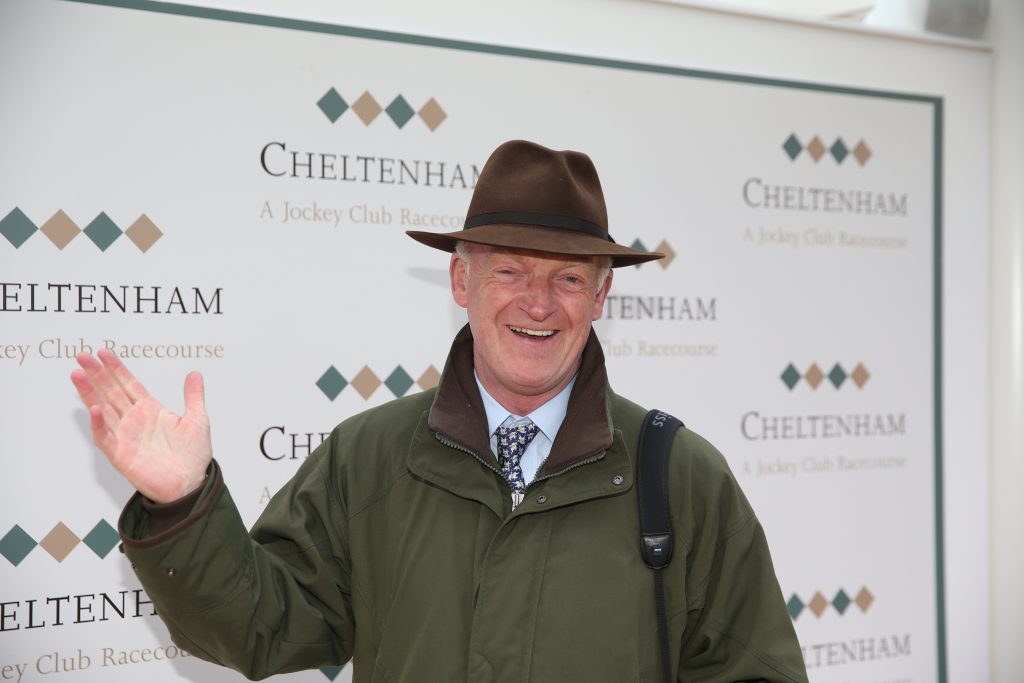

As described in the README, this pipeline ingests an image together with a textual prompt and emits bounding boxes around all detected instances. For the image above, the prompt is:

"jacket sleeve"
[119,449,353,681]
[673,432,808,683]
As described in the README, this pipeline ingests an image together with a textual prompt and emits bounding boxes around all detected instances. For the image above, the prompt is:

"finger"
[70,368,100,410]
[75,351,133,416]
[71,366,123,428]
[183,371,207,419]
[74,350,104,376]
[96,348,150,402]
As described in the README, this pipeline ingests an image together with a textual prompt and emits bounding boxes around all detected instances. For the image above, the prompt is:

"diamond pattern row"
[629,238,676,269]
[787,587,874,620]
[783,133,871,166]
[317,89,447,131]
[0,208,163,252]
[0,520,120,566]
[781,362,870,390]
[317,364,441,401]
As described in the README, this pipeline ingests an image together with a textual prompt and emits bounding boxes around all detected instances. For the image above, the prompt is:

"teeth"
[509,325,555,337]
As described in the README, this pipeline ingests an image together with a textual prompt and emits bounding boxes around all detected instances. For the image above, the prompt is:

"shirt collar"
[474,371,576,442]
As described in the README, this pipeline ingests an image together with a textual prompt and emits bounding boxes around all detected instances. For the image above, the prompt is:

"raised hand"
[70,349,212,504]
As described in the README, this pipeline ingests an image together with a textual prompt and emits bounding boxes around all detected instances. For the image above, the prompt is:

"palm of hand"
[72,350,213,503]
[111,395,213,503]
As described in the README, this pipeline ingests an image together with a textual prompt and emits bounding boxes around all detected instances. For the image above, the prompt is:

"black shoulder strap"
[637,408,683,683]
[638,409,683,568]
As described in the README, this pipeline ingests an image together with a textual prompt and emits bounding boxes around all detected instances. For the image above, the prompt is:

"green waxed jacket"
[120,327,808,683]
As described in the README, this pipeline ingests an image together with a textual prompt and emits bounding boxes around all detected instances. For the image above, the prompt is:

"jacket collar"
[427,324,614,476]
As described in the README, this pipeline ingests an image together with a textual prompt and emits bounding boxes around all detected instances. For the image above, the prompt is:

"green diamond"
[0,525,37,566]
[385,366,414,398]
[83,212,122,251]
[0,208,38,248]
[316,366,347,401]
[828,363,847,388]
[780,364,801,390]
[783,133,802,160]
[320,666,345,681]
[831,138,849,164]
[82,519,119,558]
[832,589,851,615]
[630,239,648,268]
[385,95,415,129]
[317,88,348,123]
[786,594,804,620]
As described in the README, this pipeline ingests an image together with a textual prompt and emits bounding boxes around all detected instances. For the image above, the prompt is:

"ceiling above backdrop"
[665,0,989,38]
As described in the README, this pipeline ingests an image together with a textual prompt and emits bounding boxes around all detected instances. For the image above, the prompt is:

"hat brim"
[406,224,664,268]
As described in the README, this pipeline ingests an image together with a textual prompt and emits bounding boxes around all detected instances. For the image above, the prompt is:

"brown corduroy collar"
[427,324,614,478]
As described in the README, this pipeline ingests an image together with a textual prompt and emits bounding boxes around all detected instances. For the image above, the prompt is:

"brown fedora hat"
[406,140,664,267]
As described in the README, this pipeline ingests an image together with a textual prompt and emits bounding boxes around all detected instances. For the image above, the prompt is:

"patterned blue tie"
[496,418,539,506]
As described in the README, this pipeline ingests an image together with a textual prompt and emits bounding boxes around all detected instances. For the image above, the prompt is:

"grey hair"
[454,240,473,276]
[454,240,473,264]
[594,258,612,287]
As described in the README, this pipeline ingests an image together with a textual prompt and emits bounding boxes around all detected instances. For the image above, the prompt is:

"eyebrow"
[488,250,597,269]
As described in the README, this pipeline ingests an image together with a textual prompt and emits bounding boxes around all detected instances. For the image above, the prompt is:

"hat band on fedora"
[463,211,611,242]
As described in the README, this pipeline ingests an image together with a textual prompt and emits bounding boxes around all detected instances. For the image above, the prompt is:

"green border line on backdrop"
[60,1,949,680]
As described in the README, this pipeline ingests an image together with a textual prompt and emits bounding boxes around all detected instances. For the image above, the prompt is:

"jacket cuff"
[119,460,221,547]
[116,462,253,618]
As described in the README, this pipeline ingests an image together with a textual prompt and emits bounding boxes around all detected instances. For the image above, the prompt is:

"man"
[71,140,808,682]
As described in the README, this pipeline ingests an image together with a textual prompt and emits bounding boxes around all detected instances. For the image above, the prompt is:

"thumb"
[183,371,207,419]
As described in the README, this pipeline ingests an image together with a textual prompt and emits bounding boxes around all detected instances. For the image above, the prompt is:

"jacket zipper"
[435,431,527,506]
[530,450,607,486]
[434,432,499,474]
[435,431,606,484]
[436,431,606,489]
[434,433,607,509]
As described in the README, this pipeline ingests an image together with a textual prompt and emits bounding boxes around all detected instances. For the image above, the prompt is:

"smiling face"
[450,243,613,415]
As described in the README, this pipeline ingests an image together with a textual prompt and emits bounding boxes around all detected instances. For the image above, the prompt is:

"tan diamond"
[655,239,676,269]
[351,366,382,399]
[804,363,824,390]
[851,363,870,388]
[39,523,80,562]
[39,210,80,250]
[417,365,441,391]
[806,136,826,162]
[417,98,447,132]
[855,586,875,612]
[125,214,163,253]
[853,140,872,166]
[351,91,382,125]
[808,591,828,618]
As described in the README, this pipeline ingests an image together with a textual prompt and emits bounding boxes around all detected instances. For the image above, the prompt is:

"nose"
[519,276,557,321]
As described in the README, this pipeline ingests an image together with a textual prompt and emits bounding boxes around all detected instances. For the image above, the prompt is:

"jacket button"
[165,567,178,577]
[612,475,624,485]
[536,495,548,504]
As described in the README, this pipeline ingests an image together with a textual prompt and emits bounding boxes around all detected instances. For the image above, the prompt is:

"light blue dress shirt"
[474,372,576,487]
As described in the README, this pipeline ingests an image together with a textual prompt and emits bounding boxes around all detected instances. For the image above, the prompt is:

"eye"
[558,274,588,291]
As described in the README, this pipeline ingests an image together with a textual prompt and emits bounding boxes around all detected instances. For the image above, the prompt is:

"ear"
[450,252,470,309]
[591,269,613,321]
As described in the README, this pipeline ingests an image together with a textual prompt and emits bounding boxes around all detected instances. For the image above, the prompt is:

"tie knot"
[497,419,539,449]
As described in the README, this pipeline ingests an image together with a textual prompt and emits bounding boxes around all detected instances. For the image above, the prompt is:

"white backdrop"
[0,1,989,682]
